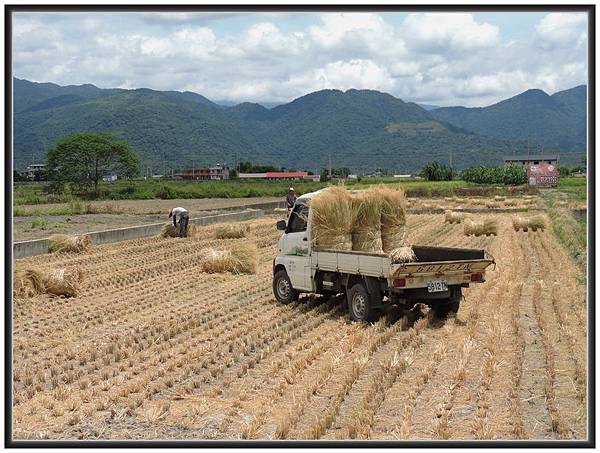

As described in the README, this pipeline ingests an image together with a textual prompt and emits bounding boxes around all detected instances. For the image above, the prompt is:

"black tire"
[433,287,462,318]
[273,270,299,304]
[347,282,378,323]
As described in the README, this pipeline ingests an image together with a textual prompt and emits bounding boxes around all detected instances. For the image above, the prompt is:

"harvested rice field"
[12,213,588,441]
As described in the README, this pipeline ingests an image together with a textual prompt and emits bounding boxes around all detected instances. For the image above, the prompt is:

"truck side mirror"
[276,220,287,231]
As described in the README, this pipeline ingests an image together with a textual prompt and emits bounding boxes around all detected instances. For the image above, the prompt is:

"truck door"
[281,203,311,290]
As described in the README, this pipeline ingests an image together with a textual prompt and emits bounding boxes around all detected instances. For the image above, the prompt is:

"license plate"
[427,280,448,293]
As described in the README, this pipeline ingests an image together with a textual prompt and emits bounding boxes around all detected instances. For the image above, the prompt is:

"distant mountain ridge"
[13,78,585,172]
[430,85,586,151]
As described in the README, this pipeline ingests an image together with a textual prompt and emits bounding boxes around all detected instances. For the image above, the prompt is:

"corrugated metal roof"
[265,172,309,178]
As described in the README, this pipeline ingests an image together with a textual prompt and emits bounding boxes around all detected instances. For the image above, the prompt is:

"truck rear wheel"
[433,287,462,318]
[273,270,299,305]
[347,282,378,323]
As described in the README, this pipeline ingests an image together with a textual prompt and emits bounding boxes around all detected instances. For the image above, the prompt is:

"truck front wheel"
[347,283,378,323]
[273,270,299,304]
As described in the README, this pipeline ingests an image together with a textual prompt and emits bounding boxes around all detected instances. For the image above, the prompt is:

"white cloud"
[401,13,500,53]
[11,11,588,107]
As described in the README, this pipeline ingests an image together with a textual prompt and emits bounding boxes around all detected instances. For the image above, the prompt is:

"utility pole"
[328,152,332,179]
[449,150,453,170]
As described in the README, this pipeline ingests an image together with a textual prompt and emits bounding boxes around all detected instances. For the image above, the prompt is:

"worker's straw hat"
[289,187,295,192]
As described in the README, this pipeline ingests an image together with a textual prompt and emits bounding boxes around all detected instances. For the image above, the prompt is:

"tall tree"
[47,133,140,195]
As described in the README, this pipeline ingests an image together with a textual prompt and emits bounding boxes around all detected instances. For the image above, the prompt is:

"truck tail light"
[393,278,406,287]
[470,273,483,282]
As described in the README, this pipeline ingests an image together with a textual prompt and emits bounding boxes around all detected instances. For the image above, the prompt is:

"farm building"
[181,164,230,181]
[503,155,559,188]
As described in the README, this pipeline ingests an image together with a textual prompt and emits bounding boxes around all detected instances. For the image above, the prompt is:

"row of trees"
[420,161,528,185]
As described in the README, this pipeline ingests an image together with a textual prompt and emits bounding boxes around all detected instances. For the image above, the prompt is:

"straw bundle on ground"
[485,201,501,209]
[44,268,84,297]
[14,267,83,298]
[200,243,258,274]
[503,199,517,207]
[351,190,383,253]
[513,215,545,232]
[48,234,92,253]
[390,246,416,264]
[14,269,45,298]
[494,195,506,201]
[160,224,198,238]
[444,210,465,224]
[523,195,534,200]
[464,218,498,236]
[310,186,356,251]
[374,186,407,253]
[471,198,485,206]
[214,223,250,239]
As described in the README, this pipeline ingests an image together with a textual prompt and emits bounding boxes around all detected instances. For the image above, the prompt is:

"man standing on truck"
[286,187,297,212]
[169,207,189,237]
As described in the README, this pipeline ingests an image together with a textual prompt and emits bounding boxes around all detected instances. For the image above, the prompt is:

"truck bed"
[311,245,494,283]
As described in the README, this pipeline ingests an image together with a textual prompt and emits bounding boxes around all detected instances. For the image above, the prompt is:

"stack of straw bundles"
[310,186,356,251]
[464,218,498,237]
[512,215,545,232]
[376,186,407,253]
[48,234,92,253]
[214,223,250,239]
[200,243,258,274]
[14,267,83,298]
[444,210,465,224]
[351,190,383,253]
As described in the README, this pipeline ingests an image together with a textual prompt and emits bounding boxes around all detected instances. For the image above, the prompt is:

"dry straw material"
[375,186,407,253]
[48,234,92,253]
[390,246,416,264]
[200,243,258,274]
[310,186,356,251]
[494,196,506,201]
[512,215,545,232]
[14,267,83,298]
[464,218,498,237]
[503,199,517,207]
[485,201,501,209]
[160,223,197,238]
[444,210,465,224]
[214,223,250,239]
[351,190,383,253]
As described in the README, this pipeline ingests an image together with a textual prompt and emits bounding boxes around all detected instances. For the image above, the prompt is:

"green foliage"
[461,164,526,185]
[431,85,586,151]
[16,78,590,173]
[30,217,48,229]
[420,162,453,181]
[47,132,140,195]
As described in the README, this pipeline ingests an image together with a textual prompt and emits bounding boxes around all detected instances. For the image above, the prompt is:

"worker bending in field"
[169,207,189,237]
[286,187,297,212]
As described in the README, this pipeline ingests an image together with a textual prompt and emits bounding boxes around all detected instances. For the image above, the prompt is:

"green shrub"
[420,162,453,181]
[461,165,526,185]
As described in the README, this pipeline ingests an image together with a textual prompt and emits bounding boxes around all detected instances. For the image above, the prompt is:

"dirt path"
[11,214,587,440]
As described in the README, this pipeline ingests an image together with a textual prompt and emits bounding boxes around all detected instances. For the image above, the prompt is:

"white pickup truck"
[272,190,495,322]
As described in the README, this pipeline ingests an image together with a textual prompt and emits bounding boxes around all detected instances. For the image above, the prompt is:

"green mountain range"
[13,78,585,173]
[430,85,586,151]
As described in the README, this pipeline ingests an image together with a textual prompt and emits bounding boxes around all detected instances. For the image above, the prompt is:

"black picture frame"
[4,3,595,448]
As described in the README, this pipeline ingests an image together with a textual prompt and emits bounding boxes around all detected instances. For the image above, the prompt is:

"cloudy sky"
[12,10,588,107]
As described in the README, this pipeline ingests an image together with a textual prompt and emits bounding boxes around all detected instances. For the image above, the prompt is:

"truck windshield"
[287,204,309,233]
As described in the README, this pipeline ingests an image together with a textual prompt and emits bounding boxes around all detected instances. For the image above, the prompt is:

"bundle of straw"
[310,186,356,251]
[48,234,92,253]
[44,268,84,297]
[214,223,250,239]
[374,187,406,253]
[485,201,501,209]
[200,243,258,274]
[464,218,498,236]
[13,267,83,298]
[513,215,545,232]
[444,210,465,224]
[351,191,383,253]
[390,246,416,264]
[471,199,485,206]
[14,269,45,298]
[503,199,517,207]
[494,195,506,201]
[160,223,197,238]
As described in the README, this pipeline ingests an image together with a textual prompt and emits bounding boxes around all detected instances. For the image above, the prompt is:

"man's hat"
[289,187,295,192]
